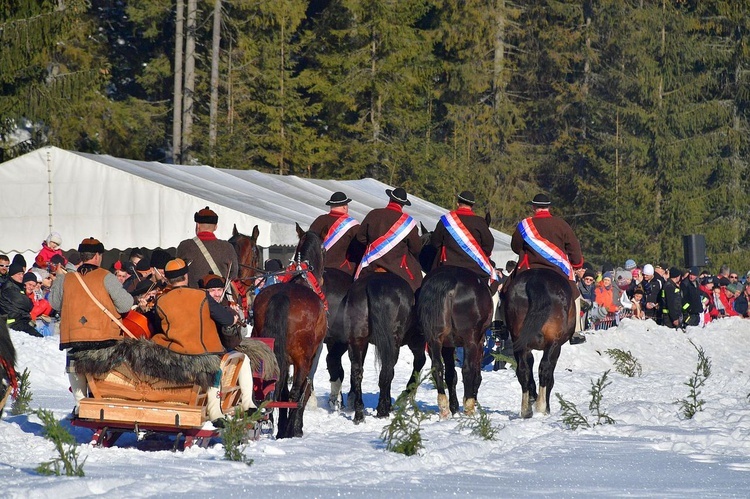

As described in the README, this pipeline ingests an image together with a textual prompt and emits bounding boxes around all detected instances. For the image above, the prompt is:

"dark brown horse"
[503,268,575,418]
[228,224,262,317]
[0,317,17,418]
[332,272,425,423]
[417,266,493,419]
[251,225,327,438]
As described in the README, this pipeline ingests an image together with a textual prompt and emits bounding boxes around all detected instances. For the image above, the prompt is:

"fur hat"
[78,237,104,253]
[164,258,189,279]
[150,249,173,270]
[326,191,351,206]
[135,258,152,272]
[530,193,551,207]
[386,187,411,206]
[457,190,475,205]
[46,232,62,246]
[194,206,218,224]
[669,267,682,279]
[198,274,224,289]
[642,264,654,276]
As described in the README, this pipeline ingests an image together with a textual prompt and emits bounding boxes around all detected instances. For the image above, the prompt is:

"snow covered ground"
[2,317,750,498]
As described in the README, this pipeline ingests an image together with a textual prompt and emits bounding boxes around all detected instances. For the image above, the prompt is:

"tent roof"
[0,146,515,266]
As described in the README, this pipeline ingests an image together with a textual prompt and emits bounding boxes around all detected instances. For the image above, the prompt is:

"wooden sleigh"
[71,338,284,450]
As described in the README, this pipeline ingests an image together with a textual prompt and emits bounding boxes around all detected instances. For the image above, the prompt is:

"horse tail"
[417,271,456,342]
[516,275,552,350]
[367,278,397,371]
[265,294,290,397]
[0,317,15,369]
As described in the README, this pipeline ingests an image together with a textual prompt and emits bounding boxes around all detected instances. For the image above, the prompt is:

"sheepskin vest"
[60,268,122,348]
[153,287,225,355]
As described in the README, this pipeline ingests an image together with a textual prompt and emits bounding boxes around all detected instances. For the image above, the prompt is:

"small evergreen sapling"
[380,372,433,456]
[558,370,616,429]
[677,341,712,419]
[457,402,502,440]
[35,409,86,476]
[605,349,642,377]
[11,368,32,415]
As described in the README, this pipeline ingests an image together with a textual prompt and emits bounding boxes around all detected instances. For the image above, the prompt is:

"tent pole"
[46,149,53,235]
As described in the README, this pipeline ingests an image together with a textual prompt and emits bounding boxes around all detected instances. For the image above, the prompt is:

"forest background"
[1,0,749,271]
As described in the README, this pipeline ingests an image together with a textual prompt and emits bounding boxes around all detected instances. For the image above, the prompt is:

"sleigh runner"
[71,338,281,449]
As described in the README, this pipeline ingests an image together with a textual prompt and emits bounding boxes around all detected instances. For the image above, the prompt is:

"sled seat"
[77,352,245,429]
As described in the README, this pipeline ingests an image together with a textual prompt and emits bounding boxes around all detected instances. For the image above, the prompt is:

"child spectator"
[35,232,66,269]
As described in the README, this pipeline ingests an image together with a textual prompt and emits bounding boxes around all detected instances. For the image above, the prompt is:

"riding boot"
[569,297,587,344]
[237,354,256,411]
[490,320,512,370]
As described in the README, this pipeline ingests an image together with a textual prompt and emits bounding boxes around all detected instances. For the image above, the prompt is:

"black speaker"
[683,234,706,268]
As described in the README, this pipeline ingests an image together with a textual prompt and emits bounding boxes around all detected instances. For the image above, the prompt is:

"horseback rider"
[355,187,423,293]
[430,190,499,294]
[308,191,365,276]
[509,194,587,344]
[176,206,238,289]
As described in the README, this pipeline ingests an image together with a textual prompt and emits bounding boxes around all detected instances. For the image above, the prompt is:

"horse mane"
[295,231,325,281]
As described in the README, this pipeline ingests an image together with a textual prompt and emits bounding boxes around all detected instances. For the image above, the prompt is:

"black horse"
[503,268,576,418]
[0,317,17,418]
[417,265,493,419]
[332,272,425,423]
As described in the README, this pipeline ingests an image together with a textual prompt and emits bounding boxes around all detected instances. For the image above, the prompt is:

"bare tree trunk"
[208,0,222,163]
[279,21,286,175]
[493,0,505,109]
[172,0,185,164]
[183,0,197,161]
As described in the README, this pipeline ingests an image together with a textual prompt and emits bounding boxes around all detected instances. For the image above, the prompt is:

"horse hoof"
[376,410,389,419]
[354,414,364,425]
[520,410,533,419]
[463,398,476,416]
[328,398,341,412]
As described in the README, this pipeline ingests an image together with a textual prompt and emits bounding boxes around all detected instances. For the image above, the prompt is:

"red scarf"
[197,231,217,241]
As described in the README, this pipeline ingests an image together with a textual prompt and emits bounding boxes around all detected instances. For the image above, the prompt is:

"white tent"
[0,146,516,266]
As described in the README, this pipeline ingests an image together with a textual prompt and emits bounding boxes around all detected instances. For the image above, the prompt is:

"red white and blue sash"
[323,216,359,251]
[517,217,574,280]
[355,213,416,279]
[440,212,498,283]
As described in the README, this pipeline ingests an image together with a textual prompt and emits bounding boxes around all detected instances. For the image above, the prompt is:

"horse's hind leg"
[442,347,459,416]
[348,339,368,424]
[515,350,535,419]
[428,340,450,419]
[376,347,399,418]
[326,340,347,411]
[536,345,563,415]
[461,339,483,416]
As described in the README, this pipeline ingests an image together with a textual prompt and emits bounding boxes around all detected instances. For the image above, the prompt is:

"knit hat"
[386,187,411,206]
[624,259,637,271]
[631,268,640,278]
[11,254,26,268]
[8,263,24,277]
[199,274,224,289]
[669,267,682,279]
[727,283,742,294]
[46,232,63,246]
[22,272,38,284]
[457,190,475,205]
[194,206,219,224]
[615,269,632,283]
[642,264,654,276]
[602,271,614,280]
[689,266,700,276]
[78,237,104,253]
[583,269,597,280]
[50,254,66,266]
[33,268,50,281]
[164,258,189,279]
[326,192,351,206]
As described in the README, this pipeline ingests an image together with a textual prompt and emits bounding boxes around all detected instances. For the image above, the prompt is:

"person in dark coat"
[661,267,684,328]
[308,191,364,276]
[355,187,423,292]
[680,266,703,327]
[176,206,238,288]
[430,190,498,293]
[0,263,41,337]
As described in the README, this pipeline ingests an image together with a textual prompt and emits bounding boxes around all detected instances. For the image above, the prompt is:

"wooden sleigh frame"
[71,338,285,450]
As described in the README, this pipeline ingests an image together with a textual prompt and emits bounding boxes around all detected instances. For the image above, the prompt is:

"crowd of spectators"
[576,259,750,330]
